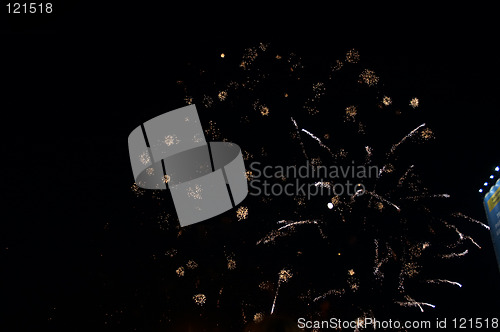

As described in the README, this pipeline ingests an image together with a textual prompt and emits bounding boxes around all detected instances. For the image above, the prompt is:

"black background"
[1,4,499,331]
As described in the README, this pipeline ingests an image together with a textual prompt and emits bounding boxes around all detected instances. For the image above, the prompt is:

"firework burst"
[129,42,488,330]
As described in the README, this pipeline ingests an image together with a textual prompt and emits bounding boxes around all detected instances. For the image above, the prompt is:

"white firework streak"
[277,219,327,239]
[364,190,401,212]
[373,239,393,280]
[441,249,469,259]
[256,229,291,245]
[390,123,426,154]
[396,295,435,312]
[426,279,462,288]
[271,270,293,314]
[313,289,345,302]
[442,220,482,249]
[452,212,490,230]
[270,280,281,314]
[398,165,415,187]
[374,239,381,275]
[257,220,326,245]
[300,128,335,157]
[401,193,451,200]
[291,117,309,160]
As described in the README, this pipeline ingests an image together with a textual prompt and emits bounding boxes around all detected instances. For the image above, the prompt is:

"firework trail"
[364,190,401,212]
[257,220,326,245]
[441,249,469,259]
[270,269,292,314]
[396,295,435,312]
[426,279,462,288]
[452,212,490,230]
[301,128,335,157]
[313,289,345,302]
[442,220,482,249]
[402,193,451,200]
[277,219,327,239]
[373,239,395,280]
[398,165,415,186]
[130,43,492,329]
[389,123,426,155]
[291,117,309,160]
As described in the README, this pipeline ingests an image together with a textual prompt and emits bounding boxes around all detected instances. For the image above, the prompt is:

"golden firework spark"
[187,185,203,199]
[345,48,360,63]
[421,128,433,140]
[245,170,253,181]
[332,59,344,71]
[295,196,306,206]
[240,47,259,70]
[242,150,253,161]
[304,105,319,115]
[193,294,207,306]
[227,258,236,270]
[312,82,325,97]
[331,195,341,206]
[310,157,322,166]
[186,260,198,269]
[279,269,293,282]
[382,96,392,106]
[236,206,249,221]
[410,97,419,108]
[202,95,213,108]
[359,69,379,86]
[218,90,228,101]
[131,183,145,196]
[253,312,264,323]
[345,105,357,122]
[176,266,185,277]
[204,120,222,140]
[259,281,273,291]
[165,248,177,258]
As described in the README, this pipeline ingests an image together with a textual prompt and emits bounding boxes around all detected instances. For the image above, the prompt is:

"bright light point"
[220,53,225,58]
[479,189,483,193]
[327,202,334,209]
[484,182,488,186]
[496,166,500,171]
[337,252,341,256]
[491,175,495,179]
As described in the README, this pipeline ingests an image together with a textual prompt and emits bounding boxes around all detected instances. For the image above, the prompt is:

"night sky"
[2,7,499,332]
